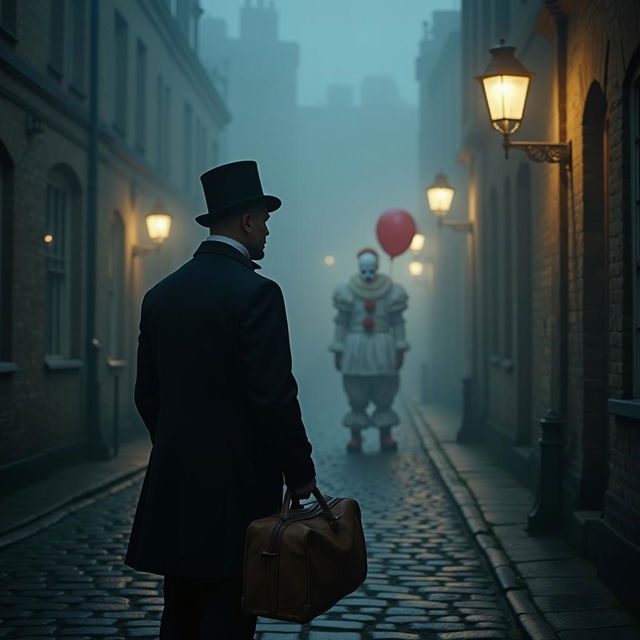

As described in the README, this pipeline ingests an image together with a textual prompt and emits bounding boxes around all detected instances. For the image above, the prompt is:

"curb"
[0,466,147,551]
[405,401,559,640]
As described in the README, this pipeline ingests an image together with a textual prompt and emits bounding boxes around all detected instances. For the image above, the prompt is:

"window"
[488,188,500,357]
[183,101,193,193]
[0,146,14,362]
[107,212,125,359]
[45,177,72,358]
[49,0,65,77]
[114,11,128,134]
[165,86,172,177]
[631,72,640,395]
[68,0,86,92]
[135,39,147,152]
[503,177,513,361]
[156,75,164,172]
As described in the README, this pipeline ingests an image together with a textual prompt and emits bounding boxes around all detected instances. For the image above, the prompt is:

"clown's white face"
[358,252,378,282]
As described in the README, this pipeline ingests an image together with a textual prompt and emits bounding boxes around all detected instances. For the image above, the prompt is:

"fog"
[198,0,458,423]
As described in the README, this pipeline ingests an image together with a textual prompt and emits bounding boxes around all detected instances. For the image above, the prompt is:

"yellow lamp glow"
[409,260,424,277]
[145,201,172,244]
[324,255,335,266]
[426,173,455,217]
[477,41,534,136]
[410,233,425,252]
[43,234,54,244]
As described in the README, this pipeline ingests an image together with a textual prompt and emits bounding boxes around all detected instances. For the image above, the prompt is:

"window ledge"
[44,357,83,372]
[608,398,640,421]
[0,362,18,374]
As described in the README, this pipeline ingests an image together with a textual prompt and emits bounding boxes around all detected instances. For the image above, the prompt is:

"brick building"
[422,0,640,607]
[0,0,229,490]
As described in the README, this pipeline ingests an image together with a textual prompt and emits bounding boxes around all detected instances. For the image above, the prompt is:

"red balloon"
[376,209,416,258]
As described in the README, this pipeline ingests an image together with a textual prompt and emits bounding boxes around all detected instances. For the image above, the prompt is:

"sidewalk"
[0,436,150,549]
[406,398,640,640]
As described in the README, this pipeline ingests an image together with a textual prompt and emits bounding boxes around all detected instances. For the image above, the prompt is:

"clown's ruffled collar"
[348,273,393,300]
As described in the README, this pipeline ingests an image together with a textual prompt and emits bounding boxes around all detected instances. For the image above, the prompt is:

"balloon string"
[390,256,394,277]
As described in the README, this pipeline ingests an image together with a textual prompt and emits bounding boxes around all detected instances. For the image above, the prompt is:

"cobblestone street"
[0,405,521,640]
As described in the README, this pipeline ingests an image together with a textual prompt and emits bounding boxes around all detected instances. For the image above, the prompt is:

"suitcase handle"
[281,487,340,529]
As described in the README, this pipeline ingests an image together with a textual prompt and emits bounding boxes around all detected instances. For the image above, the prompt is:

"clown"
[330,248,409,453]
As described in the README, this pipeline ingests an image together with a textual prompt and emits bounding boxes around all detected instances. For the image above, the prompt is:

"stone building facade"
[415,12,466,407]
[434,0,640,607]
[0,0,229,489]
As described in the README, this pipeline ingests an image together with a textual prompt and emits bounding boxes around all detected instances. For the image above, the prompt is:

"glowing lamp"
[426,173,455,217]
[145,201,172,244]
[477,41,533,136]
[409,261,424,277]
[410,233,425,252]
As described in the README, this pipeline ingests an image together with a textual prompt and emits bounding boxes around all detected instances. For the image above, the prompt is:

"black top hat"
[195,160,281,227]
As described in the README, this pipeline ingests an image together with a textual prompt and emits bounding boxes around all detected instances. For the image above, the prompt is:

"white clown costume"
[330,249,409,452]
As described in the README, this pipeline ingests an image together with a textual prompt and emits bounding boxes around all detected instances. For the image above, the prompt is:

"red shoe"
[346,435,363,454]
[380,435,398,453]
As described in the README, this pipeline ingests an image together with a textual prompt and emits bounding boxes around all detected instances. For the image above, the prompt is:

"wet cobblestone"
[0,414,521,639]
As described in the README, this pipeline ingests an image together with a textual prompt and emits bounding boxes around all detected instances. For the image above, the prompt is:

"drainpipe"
[85,0,109,460]
[528,6,569,532]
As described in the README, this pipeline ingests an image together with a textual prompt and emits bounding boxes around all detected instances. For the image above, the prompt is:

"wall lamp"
[477,40,571,165]
[426,172,473,233]
[132,201,173,257]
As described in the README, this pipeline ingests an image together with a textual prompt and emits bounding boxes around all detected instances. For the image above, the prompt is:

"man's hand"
[396,352,404,370]
[293,477,316,499]
[334,354,342,371]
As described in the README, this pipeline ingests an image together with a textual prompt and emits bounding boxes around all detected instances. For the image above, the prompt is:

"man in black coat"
[125,161,316,640]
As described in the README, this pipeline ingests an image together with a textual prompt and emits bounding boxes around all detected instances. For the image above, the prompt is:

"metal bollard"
[527,410,565,533]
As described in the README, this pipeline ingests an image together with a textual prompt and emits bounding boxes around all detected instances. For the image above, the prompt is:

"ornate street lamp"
[477,40,571,164]
[426,172,472,233]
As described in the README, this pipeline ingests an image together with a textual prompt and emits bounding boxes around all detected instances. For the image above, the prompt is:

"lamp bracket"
[503,137,572,164]
[438,218,474,234]
[132,244,160,257]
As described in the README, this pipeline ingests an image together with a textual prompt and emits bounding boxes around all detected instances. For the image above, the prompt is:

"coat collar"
[193,241,261,270]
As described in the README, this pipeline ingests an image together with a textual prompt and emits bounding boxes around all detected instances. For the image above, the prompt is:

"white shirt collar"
[205,234,250,260]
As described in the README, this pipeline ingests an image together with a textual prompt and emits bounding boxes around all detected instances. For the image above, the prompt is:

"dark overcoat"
[125,241,315,580]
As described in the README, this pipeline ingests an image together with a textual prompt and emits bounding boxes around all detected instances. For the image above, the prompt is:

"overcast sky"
[200,0,460,106]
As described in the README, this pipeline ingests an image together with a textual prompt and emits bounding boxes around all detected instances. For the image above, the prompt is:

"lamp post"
[477,40,571,164]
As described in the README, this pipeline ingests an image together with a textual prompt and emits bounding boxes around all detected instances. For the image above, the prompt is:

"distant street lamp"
[408,260,424,277]
[426,173,472,233]
[477,40,571,164]
[133,201,173,256]
[425,172,455,219]
[410,233,425,253]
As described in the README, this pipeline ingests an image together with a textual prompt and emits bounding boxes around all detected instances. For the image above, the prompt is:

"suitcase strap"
[281,487,341,530]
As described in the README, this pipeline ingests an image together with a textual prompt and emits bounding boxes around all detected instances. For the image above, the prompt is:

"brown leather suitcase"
[242,487,367,623]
